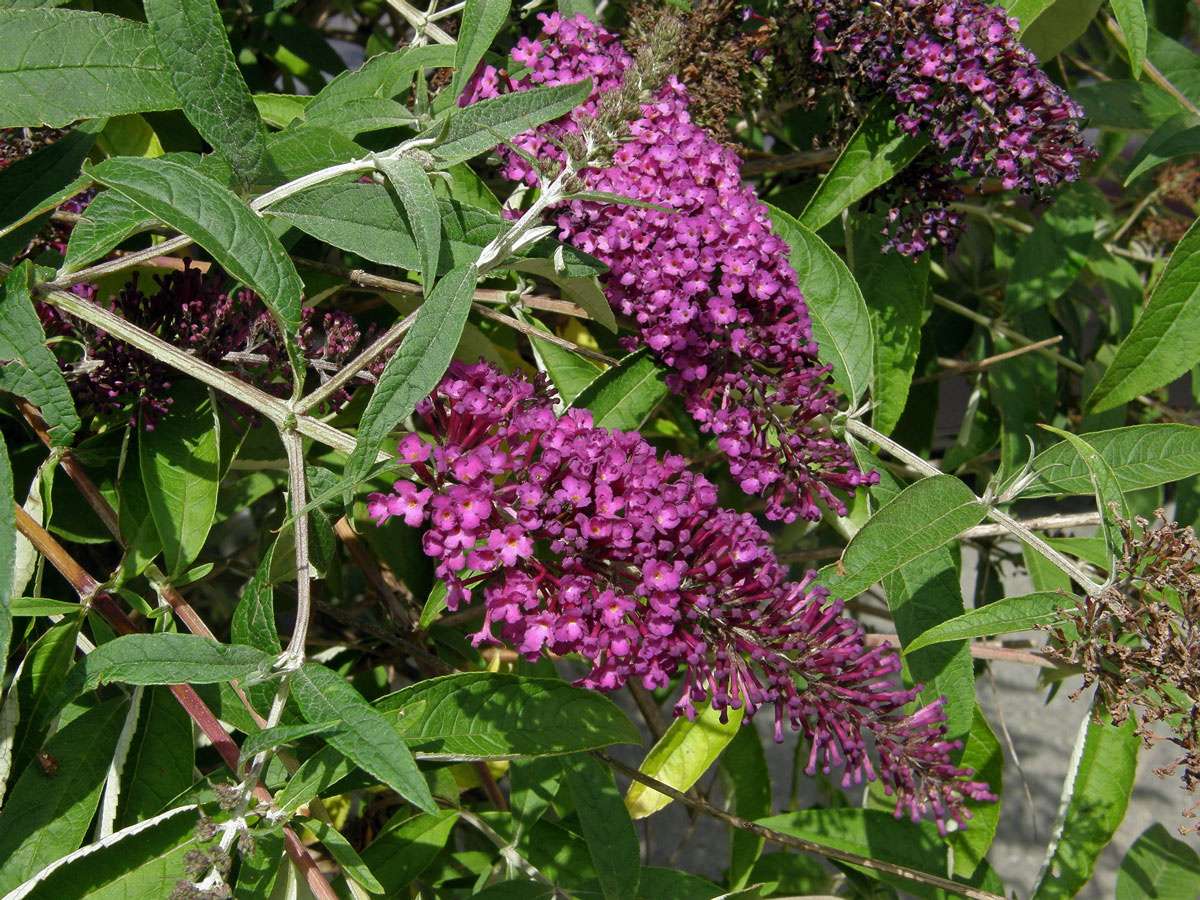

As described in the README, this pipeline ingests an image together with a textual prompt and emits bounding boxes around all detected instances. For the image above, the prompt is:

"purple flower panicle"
[369,362,994,831]
[463,13,875,523]
[794,0,1095,254]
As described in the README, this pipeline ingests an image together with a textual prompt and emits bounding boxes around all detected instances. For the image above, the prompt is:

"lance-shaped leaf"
[291,662,438,814]
[144,0,266,184]
[60,190,158,275]
[624,702,741,820]
[1088,216,1200,412]
[949,706,1004,876]
[1111,0,1148,78]
[1032,709,1139,900]
[1117,823,1200,900]
[360,811,460,896]
[0,9,178,128]
[822,474,986,599]
[563,753,641,900]
[1041,425,1131,566]
[116,687,194,829]
[769,205,873,404]
[298,816,385,894]
[1125,112,1200,185]
[1010,0,1104,60]
[799,102,928,231]
[0,432,9,691]
[0,698,129,896]
[0,262,79,445]
[376,672,640,759]
[422,79,594,166]
[570,348,669,430]
[1013,423,1200,497]
[62,634,274,701]
[344,263,477,485]
[238,720,343,765]
[905,591,1074,654]
[303,44,455,130]
[378,155,441,295]
[451,0,510,100]
[0,120,99,248]
[139,381,219,577]
[86,156,303,359]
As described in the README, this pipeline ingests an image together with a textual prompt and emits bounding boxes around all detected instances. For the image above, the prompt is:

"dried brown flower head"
[1043,510,1200,832]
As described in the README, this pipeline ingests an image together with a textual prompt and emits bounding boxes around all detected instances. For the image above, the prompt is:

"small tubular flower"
[369,362,994,831]
[463,13,875,523]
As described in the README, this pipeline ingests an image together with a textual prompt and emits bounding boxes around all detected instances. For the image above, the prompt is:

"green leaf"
[360,811,460,897]
[570,348,669,430]
[720,724,771,890]
[1089,213,1200,414]
[10,597,81,616]
[145,0,266,184]
[1146,28,1200,110]
[529,320,604,405]
[1111,0,1149,77]
[275,744,353,815]
[235,830,285,900]
[63,634,274,700]
[854,221,928,435]
[378,155,442,295]
[1125,112,1200,185]
[0,262,80,446]
[0,9,177,128]
[452,0,510,99]
[232,548,281,656]
[424,79,594,166]
[139,381,220,577]
[240,720,342,764]
[269,185,602,277]
[799,102,928,231]
[0,431,10,690]
[87,156,303,345]
[1116,823,1200,900]
[510,756,564,838]
[563,753,641,900]
[905,591,1073,653]
[291,662,438,814]
[302,44,455,133]
[253,93,309,129]
[262,127,366,183]
[0,121,97,245]
[60,189,158,275]
[864,455,974,746]
[624,702,741,820]
[344,262,477,484]
[1040,425,1131,563]
[949,706,1004,876]
[757,808,957,900]
[1011,0,1104,59]
[299,816,385,894]
[12,615,82,777]
[17,809,195,900]
[507,258,616,332]
[1032,710,1139,899]
[376,672,640,759]
[1072,80,1183,132]
[823,474,985,599]
[116,687,195,828]
[769,205,873,404]
[1013,424,1200,496]
[0,698,129,895]
[1006,184,1096,314]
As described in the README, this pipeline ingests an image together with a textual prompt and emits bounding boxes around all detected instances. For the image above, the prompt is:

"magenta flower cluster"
[41,263,378,427]
[369,362,995,830]
[797,0,1094,254]
[464,13,874,522]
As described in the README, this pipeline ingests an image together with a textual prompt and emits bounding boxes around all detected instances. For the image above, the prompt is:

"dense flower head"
[774,0,1095,254]
[369,362,994,830]
[463,13,875,522]
[41,262,379,426]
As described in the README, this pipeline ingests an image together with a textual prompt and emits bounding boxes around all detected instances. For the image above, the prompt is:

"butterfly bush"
[777,0,1095,254]
[463,13,874,523]
[39,262,379,426]
[369,362,995,831]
